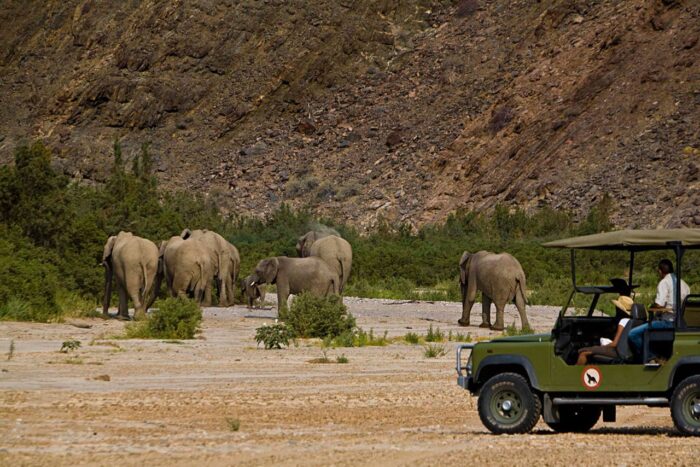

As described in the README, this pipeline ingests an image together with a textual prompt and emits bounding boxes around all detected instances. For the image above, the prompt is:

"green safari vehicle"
[455,229,700,435]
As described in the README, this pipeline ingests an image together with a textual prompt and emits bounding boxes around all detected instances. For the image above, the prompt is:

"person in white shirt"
[629,259,690,361]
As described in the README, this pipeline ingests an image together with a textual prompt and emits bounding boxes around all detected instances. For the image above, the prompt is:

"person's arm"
[610,323,626,347]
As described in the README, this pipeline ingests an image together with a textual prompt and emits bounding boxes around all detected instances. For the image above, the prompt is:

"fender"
[668,356,700,389]
[474,355,541,390]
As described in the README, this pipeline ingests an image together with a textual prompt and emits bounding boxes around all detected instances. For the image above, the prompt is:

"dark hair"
[658,259,674,275]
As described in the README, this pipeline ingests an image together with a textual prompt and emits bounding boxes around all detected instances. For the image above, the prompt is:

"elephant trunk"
[102,260,113,316]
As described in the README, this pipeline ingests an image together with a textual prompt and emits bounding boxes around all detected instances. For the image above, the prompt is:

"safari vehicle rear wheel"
[545,405,601,433]
[478,373,541,434]
[671,376,700,436]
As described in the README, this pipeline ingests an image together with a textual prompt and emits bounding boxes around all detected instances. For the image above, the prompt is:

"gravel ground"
[0,299,694,466]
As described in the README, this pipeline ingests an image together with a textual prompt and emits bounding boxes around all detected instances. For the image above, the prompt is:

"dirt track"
[0,299,695,466]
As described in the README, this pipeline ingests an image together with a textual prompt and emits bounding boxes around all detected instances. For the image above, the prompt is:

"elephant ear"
[459,251,471,285]
[180,228,192,239]
[264,258,279,283]
[102,236,117,264]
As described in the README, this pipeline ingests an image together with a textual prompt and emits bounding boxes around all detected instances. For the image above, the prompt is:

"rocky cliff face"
[1,0,698,230]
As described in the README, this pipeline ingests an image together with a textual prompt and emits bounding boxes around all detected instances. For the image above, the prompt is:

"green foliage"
[448,331,472,343]
[324,327,388,347]
[125,297,202,339]
[425,324,444,342]
[226,418,241,432]
[404,332,421,344]
[255,322,292,349]
[336,354,349,364]
[280,293,355,339]
[502,323,535,336]
[60,340,81,353]
[423,343,446,358]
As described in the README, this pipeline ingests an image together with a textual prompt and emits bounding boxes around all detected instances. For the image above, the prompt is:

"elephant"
[458,250,530,331]
[295,229,340,257]
[240,275,266,309]
[102,231,160,320]
[248,256,339,313]
[159,236,214,305]
[296,231,352,292]
[181,229,240,306]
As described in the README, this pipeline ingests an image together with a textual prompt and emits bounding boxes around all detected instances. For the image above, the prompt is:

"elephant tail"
[337,258,345,294]
[195,260,207,302]
[141,262,152,304]
[514,273,527,311]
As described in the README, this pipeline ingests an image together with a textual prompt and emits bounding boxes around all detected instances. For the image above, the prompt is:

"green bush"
[255,322,293,349]
[280,293,355,339]
[424,344,446,358]
[404,332,420,344]
[425,324,444,342]
[125,297,202,339]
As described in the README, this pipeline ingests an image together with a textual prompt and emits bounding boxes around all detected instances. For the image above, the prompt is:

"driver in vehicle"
[628,259,690,361]
[576,296,633,365]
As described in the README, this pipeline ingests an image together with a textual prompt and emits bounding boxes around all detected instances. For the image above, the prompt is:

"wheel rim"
[682,390,700,428]
[490,389,524,425]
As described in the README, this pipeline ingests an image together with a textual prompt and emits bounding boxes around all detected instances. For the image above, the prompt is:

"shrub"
[404,332,421,344]
[125,297,202,339]
[448,331,472,342]
[336,354,349,364]
[255,321,293,349]
[226,418,241,432]
[60,340,81,353]
[324,327,387,347]
[424,344,446,358]
[503,322,535,336]
[280,293,355,339]
[425,324,444,342]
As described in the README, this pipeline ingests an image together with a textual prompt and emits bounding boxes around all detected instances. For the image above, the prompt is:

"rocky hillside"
[1,0,698,230]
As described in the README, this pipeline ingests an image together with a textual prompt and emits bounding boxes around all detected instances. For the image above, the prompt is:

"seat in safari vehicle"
[589,303,647,364]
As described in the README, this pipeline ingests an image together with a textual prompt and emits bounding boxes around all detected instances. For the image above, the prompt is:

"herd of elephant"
[102,229,530,330]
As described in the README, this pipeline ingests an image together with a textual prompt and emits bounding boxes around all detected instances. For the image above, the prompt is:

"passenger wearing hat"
[576,296,634,365]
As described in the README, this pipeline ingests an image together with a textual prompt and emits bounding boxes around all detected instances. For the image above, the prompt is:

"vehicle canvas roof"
[543,229,700,250]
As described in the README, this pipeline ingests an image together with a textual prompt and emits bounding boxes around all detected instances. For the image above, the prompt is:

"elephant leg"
[480,296,492,328]
[515,288,530,330]
[126,275,146,320]
[491,301,506,331]
[276,283,290,316]
[458,299,475,326]
[203,285,212,307]
[117,283,129,319]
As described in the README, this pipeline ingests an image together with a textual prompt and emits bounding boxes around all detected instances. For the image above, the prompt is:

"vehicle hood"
[488,333,551,343]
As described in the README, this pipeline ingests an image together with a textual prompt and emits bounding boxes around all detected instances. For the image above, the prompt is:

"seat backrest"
[682,295,700,328]
[630,304,647,322]
[617,319,644,362]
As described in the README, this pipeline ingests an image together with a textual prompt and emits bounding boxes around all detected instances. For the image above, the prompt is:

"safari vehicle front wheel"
[545,405,601,433]
[671,375,700,436]
[478,373,541,434]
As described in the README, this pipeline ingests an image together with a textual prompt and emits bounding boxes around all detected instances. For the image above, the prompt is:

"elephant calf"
[248,256,339,313]
[458,250,530,331]
[240,275,266,309]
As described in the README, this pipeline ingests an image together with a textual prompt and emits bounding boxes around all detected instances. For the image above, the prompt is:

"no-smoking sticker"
[581,366,602,390]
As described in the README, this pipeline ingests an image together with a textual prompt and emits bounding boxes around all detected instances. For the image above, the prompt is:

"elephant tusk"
[249,281,256,287]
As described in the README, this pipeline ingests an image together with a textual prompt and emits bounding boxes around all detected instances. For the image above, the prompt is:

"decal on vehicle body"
[581,366,602,390]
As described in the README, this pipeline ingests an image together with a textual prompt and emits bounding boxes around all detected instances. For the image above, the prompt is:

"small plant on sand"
[425,324,444,342]
[355,328,388,347]
[404,332,421,345]
[255,321,293,349]
[423,343,446,358]
[280,293,355,339]
[336,354,349,364]
[307,349,332,364]
[60,340,81,353]
[448,331,472,343]
[503,322,534,337]
[226,418,241,432]
[7,340,15,360]
[125,297,202,339]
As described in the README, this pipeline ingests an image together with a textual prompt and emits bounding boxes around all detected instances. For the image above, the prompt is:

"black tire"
[478,372,541,434]
[671,375,700,436]
[546,405,601,433]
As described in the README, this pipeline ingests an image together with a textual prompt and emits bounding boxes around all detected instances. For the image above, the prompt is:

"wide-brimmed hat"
[611,295,634,312]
